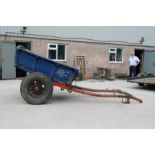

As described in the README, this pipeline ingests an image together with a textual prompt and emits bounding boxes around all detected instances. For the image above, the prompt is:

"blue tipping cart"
[15,46,142,105]
[15,47,79,85]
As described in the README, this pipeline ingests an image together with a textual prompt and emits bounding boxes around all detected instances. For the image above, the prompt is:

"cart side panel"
[128,77,155,85]
[53,65,78,84]
[36,58,58,78]
[15,48,79,84]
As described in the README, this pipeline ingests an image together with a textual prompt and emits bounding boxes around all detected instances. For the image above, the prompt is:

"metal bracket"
[121,97,130,104]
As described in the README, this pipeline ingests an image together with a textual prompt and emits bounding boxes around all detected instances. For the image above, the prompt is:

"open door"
[1,41,16,79]
[134,49,144,76]
[142,50,155,74]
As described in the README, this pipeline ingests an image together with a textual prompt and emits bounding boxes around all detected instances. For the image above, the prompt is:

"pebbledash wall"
[1,34,155,78]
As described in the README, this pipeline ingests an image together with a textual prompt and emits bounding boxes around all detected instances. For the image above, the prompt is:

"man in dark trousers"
[128,54,140,78]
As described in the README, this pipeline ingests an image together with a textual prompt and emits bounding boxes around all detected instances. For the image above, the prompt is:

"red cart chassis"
[53,82,142,104]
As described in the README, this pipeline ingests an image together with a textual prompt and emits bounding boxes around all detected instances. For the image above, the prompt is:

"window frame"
[109,48,123,63]
[47,43,66,61]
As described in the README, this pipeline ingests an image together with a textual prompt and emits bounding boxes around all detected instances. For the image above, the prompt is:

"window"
[48,44,66,61]
[109,48,123,62]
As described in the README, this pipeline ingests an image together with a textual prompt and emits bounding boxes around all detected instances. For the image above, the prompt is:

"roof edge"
[1,32,155,48]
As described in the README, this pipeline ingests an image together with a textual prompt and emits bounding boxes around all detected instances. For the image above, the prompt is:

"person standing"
[128,54,140,78]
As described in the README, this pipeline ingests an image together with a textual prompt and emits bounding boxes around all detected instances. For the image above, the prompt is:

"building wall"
[1,35,155,78]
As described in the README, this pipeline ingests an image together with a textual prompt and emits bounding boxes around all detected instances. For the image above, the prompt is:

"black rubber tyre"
[20,72,53,105]
[138,83,144,86]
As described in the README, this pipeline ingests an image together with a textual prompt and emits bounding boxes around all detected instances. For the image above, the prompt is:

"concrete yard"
[0,79,155,129]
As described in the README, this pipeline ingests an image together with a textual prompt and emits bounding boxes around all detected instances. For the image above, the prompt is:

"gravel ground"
[0,79,155,129]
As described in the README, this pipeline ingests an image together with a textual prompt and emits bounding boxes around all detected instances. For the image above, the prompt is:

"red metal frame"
[52,82,143,104]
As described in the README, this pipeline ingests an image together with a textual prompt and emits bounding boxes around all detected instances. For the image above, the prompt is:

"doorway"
[16,41,31,78]
[16,41,31,50]
[134,49,144,76]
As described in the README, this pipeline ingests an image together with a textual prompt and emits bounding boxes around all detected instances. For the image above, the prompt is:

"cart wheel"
[138,83,144,86]
[20,72,53,105]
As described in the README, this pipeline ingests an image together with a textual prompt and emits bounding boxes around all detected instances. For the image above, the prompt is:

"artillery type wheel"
[20,72,53,105]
